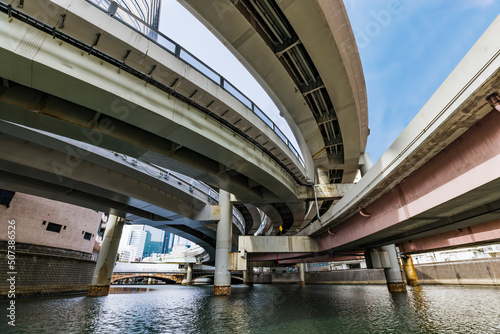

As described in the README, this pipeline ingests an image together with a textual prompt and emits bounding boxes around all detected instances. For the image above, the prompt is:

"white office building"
[129,228,147,260]
[118,225,147,262]
[118,245,137,262]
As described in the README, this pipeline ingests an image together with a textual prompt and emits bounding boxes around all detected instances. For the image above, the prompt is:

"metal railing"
[86,0,305,168]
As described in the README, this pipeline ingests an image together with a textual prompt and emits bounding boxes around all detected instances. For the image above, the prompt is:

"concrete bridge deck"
[180,0,369,183]
[0,120,252,259]
[1,0,500,280]
[0,0,327,234]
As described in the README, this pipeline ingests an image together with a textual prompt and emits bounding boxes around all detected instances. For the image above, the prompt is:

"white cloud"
[460,0,494,9]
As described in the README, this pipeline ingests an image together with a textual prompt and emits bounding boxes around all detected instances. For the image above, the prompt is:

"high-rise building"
[118,245,137,262]
[142,225,165,258]
[121,0,161,29]
[129,227,147,260]
[118,224,197,261]
[89,0,161,38]
[162,232,175,254]
[117,224,147,261]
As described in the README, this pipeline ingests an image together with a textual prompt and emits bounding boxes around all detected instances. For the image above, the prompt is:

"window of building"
[46,222,62,233]
[83,232,92,241]
[0,189,15,208]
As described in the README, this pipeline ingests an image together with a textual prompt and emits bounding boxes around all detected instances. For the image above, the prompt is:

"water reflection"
[407,286,437,333]
[110,287,158,294]
[1,285,499,333]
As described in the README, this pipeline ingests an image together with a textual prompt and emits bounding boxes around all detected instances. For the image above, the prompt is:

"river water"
[2,284,500,333]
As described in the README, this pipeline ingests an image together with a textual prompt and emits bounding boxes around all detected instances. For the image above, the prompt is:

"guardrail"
[86,0,305,168]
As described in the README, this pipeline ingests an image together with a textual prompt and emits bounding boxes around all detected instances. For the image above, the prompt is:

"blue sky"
[344,0,500,162]
[160,1,500,164]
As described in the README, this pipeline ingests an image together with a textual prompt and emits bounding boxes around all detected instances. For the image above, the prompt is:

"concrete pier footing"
[214,285,231,296]
[88,285,110,297]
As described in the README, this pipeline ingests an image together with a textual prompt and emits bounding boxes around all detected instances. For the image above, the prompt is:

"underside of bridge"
[226,12,500,268]
[180,0,369,183]
[2,0,499,289]
[0,0,354,237]
[179,0,370,234]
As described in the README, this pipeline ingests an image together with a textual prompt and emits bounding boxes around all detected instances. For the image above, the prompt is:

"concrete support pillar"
[402,255,420,286]
[298,263,305,285]
[381,244,406,292]
[316,167,330,184]
[88,215,124,297]
[245,262,254,286]
[214,190,232,296]
[182,263,194,285]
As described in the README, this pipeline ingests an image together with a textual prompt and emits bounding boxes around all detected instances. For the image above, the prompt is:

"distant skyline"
[160,1,500,164]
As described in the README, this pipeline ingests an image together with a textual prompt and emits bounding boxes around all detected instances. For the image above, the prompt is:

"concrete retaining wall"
[271,273,301,284]
[298,258,500,285]
[414,258,500,285]
[253,273,273,284]
[306,269,386,284]
[253,270,386,284]
[0,242,96,298]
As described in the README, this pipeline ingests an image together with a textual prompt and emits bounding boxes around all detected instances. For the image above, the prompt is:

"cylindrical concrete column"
[183,263,194,285]
[214,190,232,296]
[88,215,124,297]
[298,263,305,285]
[402,255,420,286]
[381,244,406,292]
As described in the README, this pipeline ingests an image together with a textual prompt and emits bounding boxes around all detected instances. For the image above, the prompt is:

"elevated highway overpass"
[0,0,354,236]
[242,13,500,267]
[305,13,500,252]
[178,0,370,233]
[0,120,251,260]
[179,0,369,183]
[1,0,499,294]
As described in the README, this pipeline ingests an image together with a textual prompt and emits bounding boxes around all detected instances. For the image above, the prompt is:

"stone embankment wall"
[0,192,102,298]
[0,242,96,298]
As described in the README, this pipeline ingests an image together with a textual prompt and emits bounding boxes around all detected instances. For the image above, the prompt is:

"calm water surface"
[2,284,500,333]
